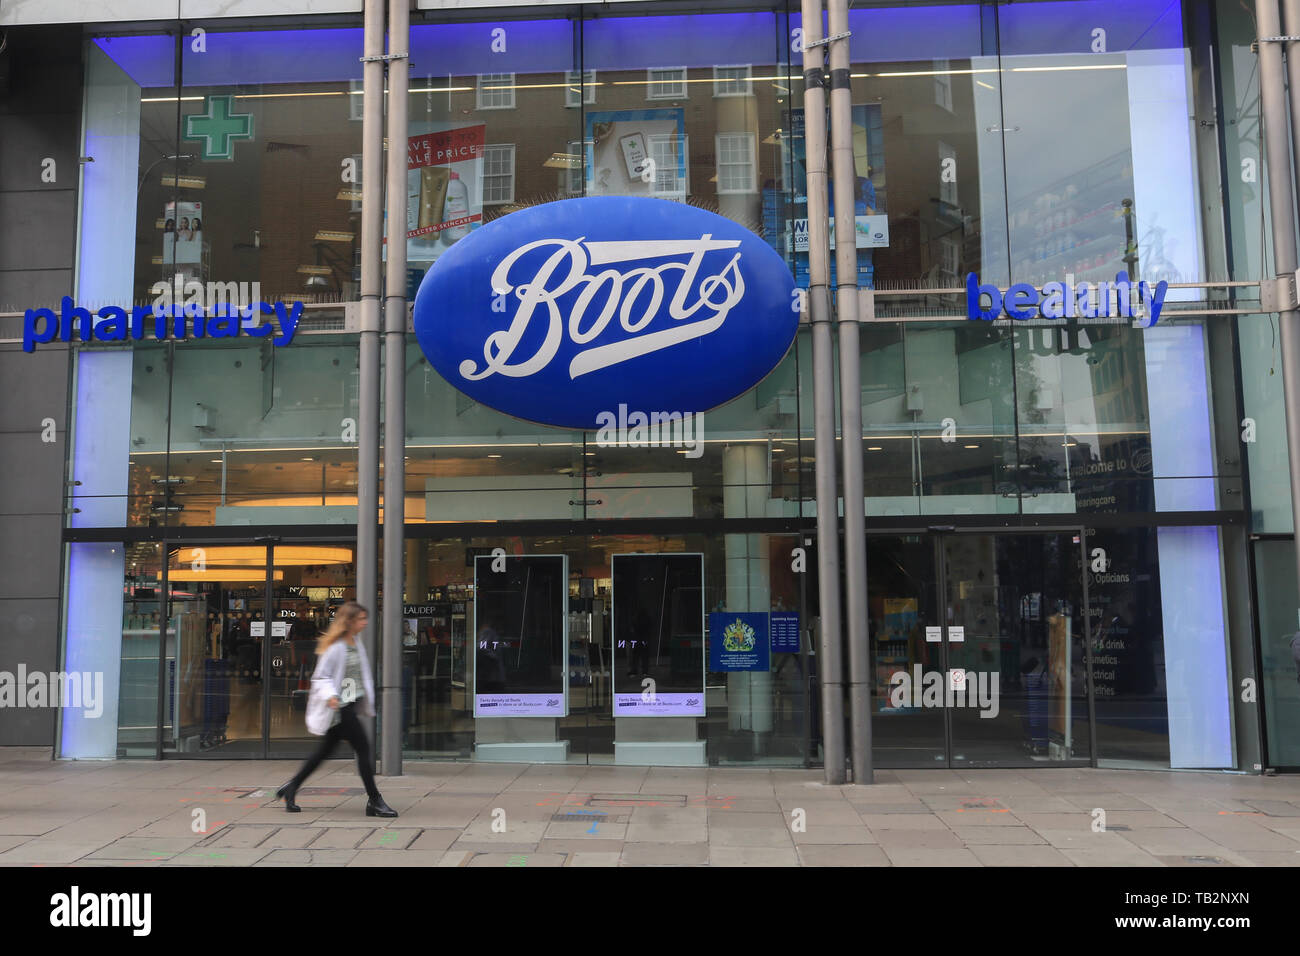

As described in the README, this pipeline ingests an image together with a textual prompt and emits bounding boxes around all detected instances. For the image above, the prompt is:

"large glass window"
[67,2,1242,772]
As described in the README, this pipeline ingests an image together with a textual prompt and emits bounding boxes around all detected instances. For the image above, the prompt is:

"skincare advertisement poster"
[585,108,687,201]
[405,123,486,263]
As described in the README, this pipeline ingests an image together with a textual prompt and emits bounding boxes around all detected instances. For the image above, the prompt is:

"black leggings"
[288,702,379,800]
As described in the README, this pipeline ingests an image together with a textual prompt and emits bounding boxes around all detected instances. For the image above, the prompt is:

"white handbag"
[305,680,336,736]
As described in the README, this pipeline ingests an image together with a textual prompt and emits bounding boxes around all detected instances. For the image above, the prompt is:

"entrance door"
[868,530,1090,768]
[266,542,357,758]
[162,540,356,757]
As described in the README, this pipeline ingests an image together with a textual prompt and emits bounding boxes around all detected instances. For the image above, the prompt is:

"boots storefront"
[37,0,1295,773]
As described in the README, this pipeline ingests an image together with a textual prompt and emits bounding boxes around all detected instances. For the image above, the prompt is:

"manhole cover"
[552,810,608,822]
[589,793,688,807]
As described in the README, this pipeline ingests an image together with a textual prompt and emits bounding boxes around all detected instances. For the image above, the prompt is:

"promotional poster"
[163,200,203,266]
[406,123,486,263]
[611,553,705,716]
[472,554,567,718]
[585,108,687,200]
[788,104,889,257]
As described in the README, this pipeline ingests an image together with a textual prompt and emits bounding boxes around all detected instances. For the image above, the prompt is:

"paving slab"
[621,842,710,866]
[969,844,1073,866]
[708,846,799,866]
[883,848,982,866]
[466,852,566,867]
[796,844,891,866]
[255,849,359,866]
[347,849,459,866]
[949,825,1046,845]
[874,828,965,850]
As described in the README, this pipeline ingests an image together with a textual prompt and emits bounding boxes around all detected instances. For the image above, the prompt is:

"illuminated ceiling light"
[487,454,503,458]
[337,188,363,201]
[867,446,883,451]
[314,230,355,242]
[874,68,998,78]
[167,568,286,582]
[1010,64,1126,72]
[297,265,332,276]
[964,444,980,449]
[236,90,344,100]
[159,174,206,189]
[172,545,353,567]
[543,152,582,169]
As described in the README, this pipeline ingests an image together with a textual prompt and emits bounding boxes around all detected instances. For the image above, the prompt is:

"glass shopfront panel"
[66,1,1242,770]
[397,530,809,765]
[114,541,358,758]
[867,531,1090,768]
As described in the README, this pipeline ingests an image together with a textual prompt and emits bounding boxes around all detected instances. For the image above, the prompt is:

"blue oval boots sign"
[412,197,798,429]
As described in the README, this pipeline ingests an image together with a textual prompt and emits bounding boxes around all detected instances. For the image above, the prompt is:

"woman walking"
[276,602,398,818]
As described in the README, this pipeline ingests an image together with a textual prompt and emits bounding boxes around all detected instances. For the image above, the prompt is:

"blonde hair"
[317,601,368,654]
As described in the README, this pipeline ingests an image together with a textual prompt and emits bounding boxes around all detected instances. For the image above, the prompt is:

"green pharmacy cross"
[184,95,255,161]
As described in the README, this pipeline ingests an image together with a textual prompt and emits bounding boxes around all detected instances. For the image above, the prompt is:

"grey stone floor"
[2,748,1299,867]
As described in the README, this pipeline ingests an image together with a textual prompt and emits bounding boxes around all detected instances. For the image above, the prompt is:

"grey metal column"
[800,0,846,785]
[826,0,871,785]
[1259,0,1300,611]
[380,0,410,776]
[356,0,384,692]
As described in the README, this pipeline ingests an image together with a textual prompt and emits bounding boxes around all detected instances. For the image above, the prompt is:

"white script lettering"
[458,237,745,382]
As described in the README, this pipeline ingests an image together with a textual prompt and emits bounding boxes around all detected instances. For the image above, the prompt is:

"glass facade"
[51,0,1278,769]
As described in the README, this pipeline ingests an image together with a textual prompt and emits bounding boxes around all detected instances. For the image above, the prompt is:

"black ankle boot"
[366,795,398,818]
[276,782,301,813]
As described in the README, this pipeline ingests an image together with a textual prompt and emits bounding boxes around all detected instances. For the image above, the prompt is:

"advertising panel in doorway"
[472,555,568,718]
[611,553,705,717]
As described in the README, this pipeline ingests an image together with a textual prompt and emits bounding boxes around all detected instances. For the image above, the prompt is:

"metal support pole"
[1260,0,1300,617]
[356,0,384,717]
[380,0,409,776]
[800,0,846,785]
[826,0,871,785]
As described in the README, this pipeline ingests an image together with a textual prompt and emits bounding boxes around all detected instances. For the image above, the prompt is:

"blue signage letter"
[1005,283,1039,321]
[966,273,1001,321]
[22,308,58,352]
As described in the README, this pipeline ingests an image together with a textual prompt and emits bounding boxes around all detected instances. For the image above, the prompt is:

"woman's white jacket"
[313,638,376,718]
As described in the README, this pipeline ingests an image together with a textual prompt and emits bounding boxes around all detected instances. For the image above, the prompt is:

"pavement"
[2,747,1300,867]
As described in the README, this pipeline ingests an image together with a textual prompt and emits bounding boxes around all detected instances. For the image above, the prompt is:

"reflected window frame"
[647,66,688,100]
[712,64,753,98]
[476,72,516,110]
